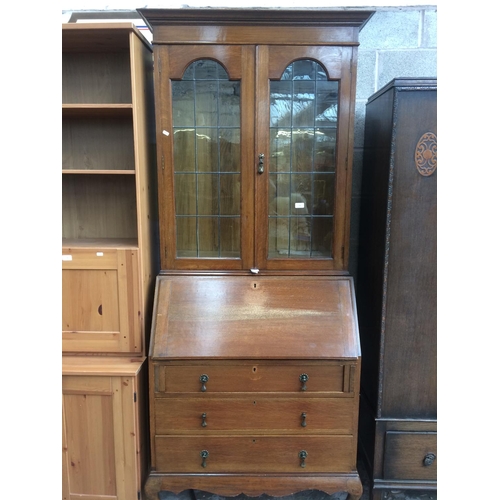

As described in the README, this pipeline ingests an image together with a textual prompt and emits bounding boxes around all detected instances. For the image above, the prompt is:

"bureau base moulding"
[145,473,363,499]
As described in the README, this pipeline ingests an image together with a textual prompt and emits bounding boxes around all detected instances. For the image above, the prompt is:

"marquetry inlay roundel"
[415,132,437,176]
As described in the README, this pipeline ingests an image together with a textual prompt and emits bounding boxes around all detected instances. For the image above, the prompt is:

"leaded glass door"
[156,45,255,270]
[255,46,354,271]
[157,44,354,272]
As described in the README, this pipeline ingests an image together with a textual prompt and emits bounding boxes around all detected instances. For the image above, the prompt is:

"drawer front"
[155,363,349,394]
[383,431,437,480]
[155,435,354,473]
[62,247,141,354]
[155,397,354,434]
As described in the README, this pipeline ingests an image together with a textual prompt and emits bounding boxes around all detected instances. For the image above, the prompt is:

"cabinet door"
[156,44,355,272]
[62,375,141,500]
[156,45,255,270]
[256,46,355,271]
[62,247,141,354]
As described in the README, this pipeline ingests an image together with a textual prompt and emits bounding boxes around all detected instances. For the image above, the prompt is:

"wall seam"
[418,9,424,47]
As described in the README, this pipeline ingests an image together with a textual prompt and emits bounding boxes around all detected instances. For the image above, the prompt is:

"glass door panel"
[172,59,242,259]
[268,60,338,259]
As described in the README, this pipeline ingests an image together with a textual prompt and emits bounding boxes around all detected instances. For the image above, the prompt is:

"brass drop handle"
[200,450,209,468]
[301,412,307,427]
[299,450,308,468]
[423,452,436,466]
[257,153,265,174]
[201,412,207,427]
[200,374,209,392]
[299,373,309,391]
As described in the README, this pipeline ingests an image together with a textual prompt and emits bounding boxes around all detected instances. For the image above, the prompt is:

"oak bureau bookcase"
[137,8,373,500]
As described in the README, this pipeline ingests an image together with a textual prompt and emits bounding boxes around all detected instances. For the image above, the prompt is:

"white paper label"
[62,255,72,261]
[96,252,104,257]
[162,130,170,136]
[295,202,305,209]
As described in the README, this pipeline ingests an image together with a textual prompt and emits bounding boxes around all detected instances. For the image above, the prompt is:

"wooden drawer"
[383,431,437,480]
[155,397,354,434]
[155,363,352,394]
[155,435,354,473]
[62,247,141,354]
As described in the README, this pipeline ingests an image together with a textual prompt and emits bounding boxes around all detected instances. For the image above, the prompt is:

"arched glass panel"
[268,59,338,258]
[172,59,241,258]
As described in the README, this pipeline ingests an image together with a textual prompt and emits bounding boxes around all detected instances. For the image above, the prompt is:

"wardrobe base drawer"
[383,431,437,481]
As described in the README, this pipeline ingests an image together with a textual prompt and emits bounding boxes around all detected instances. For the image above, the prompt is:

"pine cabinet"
[61,23,158,500]
[62,357,148,500]
[139,8,373,274]
[62,23,157,355]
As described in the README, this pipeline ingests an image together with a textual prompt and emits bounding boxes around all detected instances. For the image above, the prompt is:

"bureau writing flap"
[150,275,360,360]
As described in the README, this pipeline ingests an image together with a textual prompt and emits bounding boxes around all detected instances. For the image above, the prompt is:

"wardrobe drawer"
[155,435,354,473]
[155,363,348,394]
[155,397,354,434]
[383,431,437,480]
